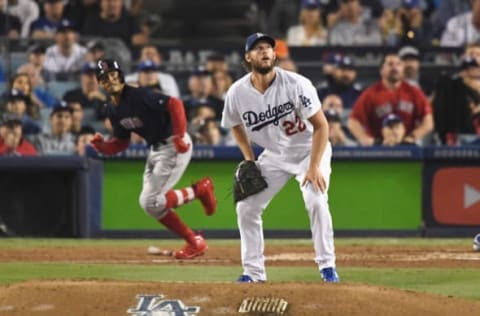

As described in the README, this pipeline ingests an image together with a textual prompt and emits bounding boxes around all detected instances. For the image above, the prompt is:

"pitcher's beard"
[252,61,274,74]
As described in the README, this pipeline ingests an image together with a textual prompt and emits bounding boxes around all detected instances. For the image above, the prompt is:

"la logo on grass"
[127,294,200,316]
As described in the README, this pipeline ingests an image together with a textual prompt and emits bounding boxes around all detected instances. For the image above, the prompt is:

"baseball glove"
[233,160,268,203]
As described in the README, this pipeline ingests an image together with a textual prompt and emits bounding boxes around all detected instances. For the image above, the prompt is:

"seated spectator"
[378,0,424,46]
[397,46,433,96]
[32,101,76,154]
[317,55,362,110]
[432,55,480,145]
[183,67,224,120]
[375,113,416,146]
[324,108,357,146]
[286,0,328,46]
[85,40,106,62]
[124,45,180,97]
[211,70,233,101]
[30,0,69,39]
[75,125,95,156]
[135,60,165,94]
[187,104,217,140]
[3,89,41,135]
[322,94,348,123]
[63,62,107,120]
[205,53,229,73]
[441,0,480,47]
[329,0,382,46]
[81,0,147,49]
[6,0,39,37]
[43,19,87,76]
[274,39,297,72]
[0,116,37,156]
[348,53,433,146]
[430,0,470,41]
[196,118,224,146]
[320,52,343,86]
[10,73,43,117]
[17,45,58,108]
[0,0,22,39]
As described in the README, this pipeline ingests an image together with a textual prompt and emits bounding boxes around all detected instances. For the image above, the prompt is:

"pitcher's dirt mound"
[1,280,480,316]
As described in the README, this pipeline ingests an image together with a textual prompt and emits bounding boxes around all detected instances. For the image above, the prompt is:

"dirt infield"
[0,244,479,315]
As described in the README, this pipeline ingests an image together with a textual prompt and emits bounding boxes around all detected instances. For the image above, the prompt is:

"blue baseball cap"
[382,114,403,127]
[323,52,343,65]
[191,66,211,76]
[301,0,321,9]
[57,19,75,32]
[337,55,355,69]
[51,100,73,116]
[137,60,159,72]
[402,0,419,9]
[245,33,276,52]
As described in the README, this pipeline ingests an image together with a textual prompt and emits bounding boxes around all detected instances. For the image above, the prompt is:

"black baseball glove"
[233,160,268,203]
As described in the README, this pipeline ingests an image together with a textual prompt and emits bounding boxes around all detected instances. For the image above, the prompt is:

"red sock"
[165,188,195,208]
[159,209,196,244]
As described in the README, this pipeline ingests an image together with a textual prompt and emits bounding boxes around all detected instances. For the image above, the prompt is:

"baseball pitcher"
[221,33,339,282]
[90,59,217,259]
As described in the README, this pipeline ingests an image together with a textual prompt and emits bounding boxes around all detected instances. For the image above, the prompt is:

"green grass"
[0,237,473,248]
[1,263,479,301]
[0,238,478,302]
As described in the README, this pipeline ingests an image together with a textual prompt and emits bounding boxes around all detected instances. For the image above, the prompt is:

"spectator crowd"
[1,0,480,156]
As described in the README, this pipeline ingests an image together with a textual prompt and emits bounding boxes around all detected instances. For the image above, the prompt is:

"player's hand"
[172,135,190,153]
[302,167,326,193]
[90,133,105,152]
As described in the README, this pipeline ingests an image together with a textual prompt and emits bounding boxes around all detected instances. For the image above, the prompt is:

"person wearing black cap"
[374,113,415,146]
[3,88,42,135]
[31,101,76,154]
[124,45,180,98]
[221,33,339,283]
[432,53,480,145]
[43,19,87,75]
[63,61,107,122]
[317,55,362,110]
[0,116,37,156]
[182,66,224,120]
[30,0,69,39]
[89,59,217,260]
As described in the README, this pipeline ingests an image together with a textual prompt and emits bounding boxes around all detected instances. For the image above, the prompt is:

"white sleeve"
[20,0,39,38]
[221,87,242,128]
[440,17,462,47]
[295,76,322,120]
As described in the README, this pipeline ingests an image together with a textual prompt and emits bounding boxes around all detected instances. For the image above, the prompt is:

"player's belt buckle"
[151,140,167,151]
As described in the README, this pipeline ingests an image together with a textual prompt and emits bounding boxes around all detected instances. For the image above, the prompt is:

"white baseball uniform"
[221,67,336,281]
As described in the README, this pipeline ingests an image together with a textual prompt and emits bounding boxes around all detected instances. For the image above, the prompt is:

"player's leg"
[295,143,339,282]
[139,134,206,259]
[236,156,291,282]
[163,177,217,216]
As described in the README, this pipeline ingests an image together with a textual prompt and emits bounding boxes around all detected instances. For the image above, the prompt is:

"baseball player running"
[90,59,217,259]
[221,33,339,283]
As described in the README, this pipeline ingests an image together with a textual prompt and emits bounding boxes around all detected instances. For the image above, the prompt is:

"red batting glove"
[172,135,190,153]
[90,133,105,152]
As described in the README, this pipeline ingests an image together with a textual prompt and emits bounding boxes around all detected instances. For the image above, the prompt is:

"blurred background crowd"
[0,0,479,157]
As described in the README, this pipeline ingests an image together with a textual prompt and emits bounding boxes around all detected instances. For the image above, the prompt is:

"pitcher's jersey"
[221,67,321,157]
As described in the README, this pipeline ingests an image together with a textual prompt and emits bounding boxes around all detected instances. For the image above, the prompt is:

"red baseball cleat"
[174,234,208,259]
[193,177,217,216]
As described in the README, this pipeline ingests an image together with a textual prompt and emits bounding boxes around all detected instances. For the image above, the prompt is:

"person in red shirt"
[347,53,433,145]
[0,118,37,156]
